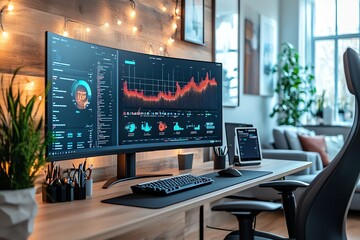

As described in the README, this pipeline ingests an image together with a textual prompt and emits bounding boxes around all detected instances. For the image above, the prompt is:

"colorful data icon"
[125,122,137,133]
[158,121,167,132]
[141,122,152,132]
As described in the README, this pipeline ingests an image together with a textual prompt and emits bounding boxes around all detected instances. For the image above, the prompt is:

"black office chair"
[212,47,360,240]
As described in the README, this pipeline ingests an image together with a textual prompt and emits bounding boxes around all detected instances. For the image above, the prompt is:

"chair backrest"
[295,47,360,240]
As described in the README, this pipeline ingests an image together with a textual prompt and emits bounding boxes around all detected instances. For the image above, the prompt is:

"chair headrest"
[343,47,360,95]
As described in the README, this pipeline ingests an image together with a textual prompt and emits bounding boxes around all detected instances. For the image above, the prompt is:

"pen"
[83,159,87,172]
[87,165,93,180]
[213,146,218,156]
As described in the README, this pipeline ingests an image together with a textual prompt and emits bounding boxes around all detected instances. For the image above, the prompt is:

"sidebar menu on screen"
[48,34,118,157]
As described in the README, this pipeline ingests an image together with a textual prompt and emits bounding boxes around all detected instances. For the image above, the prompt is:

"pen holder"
[178,153,194,170]
[66,184,74,201]
[74,186,86,200]
[56,185,67,202]
[214,155,226,169]
[86,179,93,196]
[42,183,57,203]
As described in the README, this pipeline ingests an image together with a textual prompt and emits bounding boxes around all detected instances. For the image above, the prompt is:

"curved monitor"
[46,32,223,161]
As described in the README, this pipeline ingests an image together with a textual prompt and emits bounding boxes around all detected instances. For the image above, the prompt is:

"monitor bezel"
[45,31,223,162]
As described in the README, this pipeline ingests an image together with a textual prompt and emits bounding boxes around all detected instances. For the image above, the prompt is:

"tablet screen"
[235,127,262,162]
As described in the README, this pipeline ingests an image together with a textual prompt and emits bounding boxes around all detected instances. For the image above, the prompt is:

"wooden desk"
[30,159,310,240]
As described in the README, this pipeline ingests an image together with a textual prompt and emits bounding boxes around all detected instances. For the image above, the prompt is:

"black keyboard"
[131,173,214,196]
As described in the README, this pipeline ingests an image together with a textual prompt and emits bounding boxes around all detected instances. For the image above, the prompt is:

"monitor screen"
[46,32,223,161]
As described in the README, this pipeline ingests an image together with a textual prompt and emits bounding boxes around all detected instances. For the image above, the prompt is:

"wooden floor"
[205,210,360,239]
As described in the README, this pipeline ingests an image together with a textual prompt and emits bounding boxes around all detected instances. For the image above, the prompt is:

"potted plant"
[270,42,316,126]
[0,68,51,238]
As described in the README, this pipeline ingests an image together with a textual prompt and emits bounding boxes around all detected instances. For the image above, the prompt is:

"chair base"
[224,230,286,240]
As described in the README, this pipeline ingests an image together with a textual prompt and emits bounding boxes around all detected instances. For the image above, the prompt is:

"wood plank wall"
[0,0,215,183]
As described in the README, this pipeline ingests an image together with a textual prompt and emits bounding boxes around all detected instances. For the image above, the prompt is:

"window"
[311,0,359,123]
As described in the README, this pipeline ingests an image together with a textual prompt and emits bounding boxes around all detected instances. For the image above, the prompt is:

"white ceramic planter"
[0,187,37,240]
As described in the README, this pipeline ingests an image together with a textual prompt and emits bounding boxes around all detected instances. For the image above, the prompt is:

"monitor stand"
[102,153,173,189]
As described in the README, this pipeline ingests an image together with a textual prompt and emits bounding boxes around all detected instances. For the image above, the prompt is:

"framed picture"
[214,0,239,107]
[243,6,260,95]
[182,0,204,45]
[259,15,277,96]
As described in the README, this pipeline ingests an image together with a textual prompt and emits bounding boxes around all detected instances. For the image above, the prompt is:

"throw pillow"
[284,128,315,150]
[298,134,330,167]
[324,134,345,161]
[273,125,301,149]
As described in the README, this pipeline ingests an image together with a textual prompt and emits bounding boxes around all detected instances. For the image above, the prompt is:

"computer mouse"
[218,167,242,177]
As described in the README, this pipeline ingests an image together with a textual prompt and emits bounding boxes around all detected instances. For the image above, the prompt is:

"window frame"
[310,0,360,122]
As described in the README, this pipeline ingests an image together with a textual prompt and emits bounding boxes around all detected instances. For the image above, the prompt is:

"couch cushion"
[324,134,345,160]
[273,126,299,149]
[298,134,330,167]
[285,128,315,150]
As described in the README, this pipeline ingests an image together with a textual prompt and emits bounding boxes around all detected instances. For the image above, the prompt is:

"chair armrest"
[212,200,282,213]
[262,149,323,175]
[259,180,309,192]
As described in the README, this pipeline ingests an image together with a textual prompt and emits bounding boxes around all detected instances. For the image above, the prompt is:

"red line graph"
[123,73,217,102]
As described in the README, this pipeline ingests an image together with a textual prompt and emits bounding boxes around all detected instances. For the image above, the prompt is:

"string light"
[174,0,180,19]
[160,45,169,57]
[7,1,13,11]
[129,0,136,18]
[147,42,154,54]
[62,17,90,37]
[132,26,138,34]
[62,17,69,36]
[0,0,13,37]
[0,0,183,55]
[167,36,174,44]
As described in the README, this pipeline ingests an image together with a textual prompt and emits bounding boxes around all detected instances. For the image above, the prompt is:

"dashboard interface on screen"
[46,32,223,161]
[235,127,262,165]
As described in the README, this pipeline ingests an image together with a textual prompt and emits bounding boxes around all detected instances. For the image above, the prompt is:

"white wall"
[223,0,280,144]
[279,0,306,58]
[279,0,300,49]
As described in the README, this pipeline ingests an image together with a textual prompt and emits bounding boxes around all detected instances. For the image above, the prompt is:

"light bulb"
[38,96,43,101]
[86,27,91,33]
[159,46,164,52]
[63,31,69,36]
[172,23,177,30]
[168,37,174,44]
[162,6,167,12]
[175,8,179,15]
[2,31,8,38]
[117,20,122,25]
[7,3,14,11]
[130,10,136,18]
[104,22,110,28]
[132,26,138,33]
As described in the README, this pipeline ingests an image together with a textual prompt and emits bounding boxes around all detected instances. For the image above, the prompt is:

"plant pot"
[0,187,37,239]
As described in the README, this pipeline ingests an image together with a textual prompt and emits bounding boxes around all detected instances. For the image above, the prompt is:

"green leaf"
[0,67,52,190]
[270,42,317,126]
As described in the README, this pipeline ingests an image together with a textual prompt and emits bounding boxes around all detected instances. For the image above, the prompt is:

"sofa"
[234,124,360,211]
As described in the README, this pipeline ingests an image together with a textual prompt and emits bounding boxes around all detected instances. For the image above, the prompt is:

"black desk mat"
[101,170,272,209]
